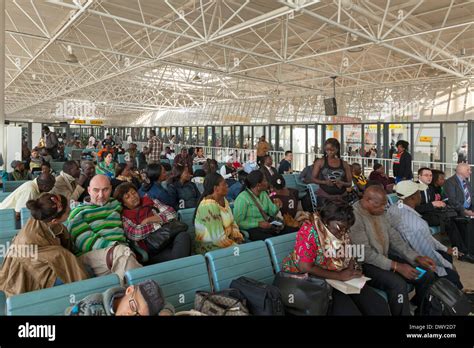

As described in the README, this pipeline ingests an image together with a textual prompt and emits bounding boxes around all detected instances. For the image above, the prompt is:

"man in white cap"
[220,154,238,186]
[387,180,463,290]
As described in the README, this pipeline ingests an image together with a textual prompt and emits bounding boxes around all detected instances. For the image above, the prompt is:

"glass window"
[343,124,362,158]
[292,126,306,171]
[243,126,251,149]
[254,126,264,150]
[223,126,232,148]
[307,125,316,165]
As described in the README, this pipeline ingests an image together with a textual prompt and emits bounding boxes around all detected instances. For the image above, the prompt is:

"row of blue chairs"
[2,232,298,315]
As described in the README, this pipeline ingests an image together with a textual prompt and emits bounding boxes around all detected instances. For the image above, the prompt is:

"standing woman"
[194,173,244,254]
[311,138,352,206]
[0,194,89,297]
[393,140,413,183]
[96,151,116,179]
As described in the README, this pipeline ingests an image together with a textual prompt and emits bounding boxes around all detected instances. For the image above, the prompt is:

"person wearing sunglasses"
[66,279,174,316]
[0,193,89,297]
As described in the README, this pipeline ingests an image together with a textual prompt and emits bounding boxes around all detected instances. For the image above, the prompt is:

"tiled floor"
[454,258,474,291]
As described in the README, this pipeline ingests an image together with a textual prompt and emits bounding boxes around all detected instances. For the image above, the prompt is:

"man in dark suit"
[259,155,278,184]
[418,167,474,263]
[444,163,474,255]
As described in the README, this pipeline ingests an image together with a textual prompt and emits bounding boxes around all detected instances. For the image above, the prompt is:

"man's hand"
[464,210,474,217]
[273,198,283,209]
[76,174,87,187]
[396,263,420,281]
[432,201,446,208]
[415,256,436,271]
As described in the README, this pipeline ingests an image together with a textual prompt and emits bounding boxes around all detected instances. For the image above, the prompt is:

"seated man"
[227,171,247,202]
[193,147,207,165]
[51,160,88,202]
[243,152,258,174]
[66,279,174,316]
[8,160,33,181]
[220,155,238,187]
[67,174,142,282]
[0,173,55,221]
[350,185,437,316]
[259,155,278,184]
[388,181,463,289]
[351,163,367,197]
[444,163,474,254]
[278,151,293,175]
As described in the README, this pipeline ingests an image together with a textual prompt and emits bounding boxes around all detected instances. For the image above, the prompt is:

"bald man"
[444,163,474,255]
[66,174,142,282]
[444,163,473,217]
[349,186,436,316]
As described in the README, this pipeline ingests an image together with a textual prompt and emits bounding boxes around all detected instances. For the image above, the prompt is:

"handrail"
[160,143,472,176]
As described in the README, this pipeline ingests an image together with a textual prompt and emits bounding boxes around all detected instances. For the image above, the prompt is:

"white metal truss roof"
[4,0,474,124]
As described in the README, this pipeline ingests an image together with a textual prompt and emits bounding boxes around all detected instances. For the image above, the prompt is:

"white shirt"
[127,136,133,143]
[0,179,40,213]
[220,165,233,179]
[88,136,96,146]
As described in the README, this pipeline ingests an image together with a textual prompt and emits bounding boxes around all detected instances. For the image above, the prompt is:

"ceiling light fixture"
[66,45,79,64]
[347,33,364,53]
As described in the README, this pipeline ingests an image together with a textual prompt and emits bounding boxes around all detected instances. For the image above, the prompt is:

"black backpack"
[230,276,285,316]
[420,278,473,316]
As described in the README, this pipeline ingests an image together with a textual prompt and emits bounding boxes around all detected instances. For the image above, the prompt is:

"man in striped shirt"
[387,180,463,289]
[67,174,142,282]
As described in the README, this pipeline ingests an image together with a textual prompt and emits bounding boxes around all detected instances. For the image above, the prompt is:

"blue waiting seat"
[294,174,309,199]
[0,209,17,230]
[265,233,297,273]
[430,226,441,235]
[0,291,6,316]
[205,241,274,291]
[0,192,10,202]
[50,161,65,174]
[117,154,126,164]
[387,193,399,205]
[192,164,203,172]
[282,174,298,190]
[20,207,31,228]
[125,255,211,312]
[7,274,121,315]
[3,180,28,193]
[177,208,196,239]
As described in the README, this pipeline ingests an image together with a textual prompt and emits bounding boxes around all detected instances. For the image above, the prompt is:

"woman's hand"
[325,179,335,186]
[258,221,272,229]
[396,263,419,281]
[337,267,362,281]
[415,256,436,272]
[335,180,345,189]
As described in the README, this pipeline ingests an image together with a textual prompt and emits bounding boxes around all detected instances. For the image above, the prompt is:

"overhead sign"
[72,119,104,125]
[420,136,432,142]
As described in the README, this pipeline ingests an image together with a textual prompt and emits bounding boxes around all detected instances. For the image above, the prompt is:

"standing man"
[102,133,116,148]
[278,151,293,174]
[256,135,270,167]
[43,126,59,159]
[144,130,162,165]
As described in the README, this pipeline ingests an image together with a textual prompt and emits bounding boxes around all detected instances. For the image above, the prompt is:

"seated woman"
[369,163,394,192]
[167,164,200,210]
[203,159,218,176]
[233,170,298,241]
[96,151,116,179]
[114,183,191,265]
[282,202,390,316]
[194,173,244,254]
[0,193,89,297]
[270,174,299,217]
[111,163,140,193]
[138,163,174,207]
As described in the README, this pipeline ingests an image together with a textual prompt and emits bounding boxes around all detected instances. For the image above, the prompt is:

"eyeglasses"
[128,286,140,316]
